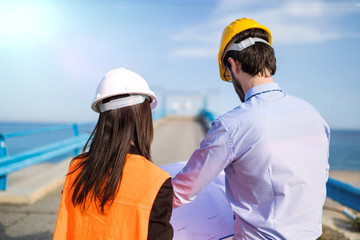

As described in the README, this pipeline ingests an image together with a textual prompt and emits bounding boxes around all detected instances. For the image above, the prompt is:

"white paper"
[161,162,234,240]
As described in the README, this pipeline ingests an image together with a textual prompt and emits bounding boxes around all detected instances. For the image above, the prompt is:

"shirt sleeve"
[147,177,174,240]
[172,119,233,208]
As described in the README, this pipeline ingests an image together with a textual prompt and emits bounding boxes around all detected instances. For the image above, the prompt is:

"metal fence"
[0,123,92,190]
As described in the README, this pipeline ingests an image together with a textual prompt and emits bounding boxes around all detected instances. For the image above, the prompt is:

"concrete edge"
[0,157,71,205]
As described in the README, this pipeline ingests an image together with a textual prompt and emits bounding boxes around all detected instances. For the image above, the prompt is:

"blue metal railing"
[327,178,360,212]
[198,109,360,212]
[0,123,92,190]
[199,109,216,127]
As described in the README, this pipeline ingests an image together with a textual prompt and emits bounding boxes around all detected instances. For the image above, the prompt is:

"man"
[172,18,330,239]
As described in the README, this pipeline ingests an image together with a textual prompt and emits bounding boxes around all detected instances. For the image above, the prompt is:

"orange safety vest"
[53,154,171,240]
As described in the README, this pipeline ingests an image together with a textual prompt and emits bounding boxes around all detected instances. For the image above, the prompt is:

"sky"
[0,0,359,129]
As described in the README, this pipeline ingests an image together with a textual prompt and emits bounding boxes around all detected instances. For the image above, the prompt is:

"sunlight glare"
[0,3,57,45]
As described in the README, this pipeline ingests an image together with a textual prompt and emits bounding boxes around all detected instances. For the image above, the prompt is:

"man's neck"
[239,72,274,94]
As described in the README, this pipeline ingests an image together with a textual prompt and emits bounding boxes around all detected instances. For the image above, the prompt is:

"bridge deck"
[152,116,205,166]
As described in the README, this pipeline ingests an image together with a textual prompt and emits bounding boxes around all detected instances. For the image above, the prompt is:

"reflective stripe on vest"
[53,154,171,240]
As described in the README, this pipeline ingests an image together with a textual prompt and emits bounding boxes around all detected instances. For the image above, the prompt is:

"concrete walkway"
[152,116,204,166]
[0,116,359,239]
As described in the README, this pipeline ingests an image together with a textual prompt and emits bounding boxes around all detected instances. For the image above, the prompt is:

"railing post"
[72,124,80,156]
[202,93,208,111]
[0,134,7,158]
[0,175,7,191]
[0,134,8,190]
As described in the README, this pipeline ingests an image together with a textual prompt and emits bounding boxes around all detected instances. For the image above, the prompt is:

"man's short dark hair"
[223,28,276,77]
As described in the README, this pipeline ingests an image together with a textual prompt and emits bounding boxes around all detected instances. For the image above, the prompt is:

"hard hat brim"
[91,92,157,113]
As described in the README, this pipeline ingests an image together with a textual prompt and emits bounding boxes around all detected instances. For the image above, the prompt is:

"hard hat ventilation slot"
[98,95,148,112]
[224,37,270,55]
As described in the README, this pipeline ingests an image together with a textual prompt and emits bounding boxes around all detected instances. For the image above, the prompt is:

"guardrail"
[198,109,360,212]
[199,109,216,125]
[197,109,216,132]
[327,178,360,212]
[0,123,92,191]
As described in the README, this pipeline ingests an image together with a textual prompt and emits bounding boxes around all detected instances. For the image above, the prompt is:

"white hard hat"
[91,68,157,113]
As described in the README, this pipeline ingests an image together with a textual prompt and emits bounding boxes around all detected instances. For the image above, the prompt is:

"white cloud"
[170,0,360,59]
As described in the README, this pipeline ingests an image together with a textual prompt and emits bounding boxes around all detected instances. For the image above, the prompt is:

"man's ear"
[228,57,240,74]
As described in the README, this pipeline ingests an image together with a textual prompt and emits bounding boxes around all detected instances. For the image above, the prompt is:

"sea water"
[328,130,360,171]
[0,122,359,171]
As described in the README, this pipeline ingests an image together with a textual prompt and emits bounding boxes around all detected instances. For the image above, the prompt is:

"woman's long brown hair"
[69,95,153,213]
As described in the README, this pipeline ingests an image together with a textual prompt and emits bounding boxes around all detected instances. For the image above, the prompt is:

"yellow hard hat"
[218,18,272,82]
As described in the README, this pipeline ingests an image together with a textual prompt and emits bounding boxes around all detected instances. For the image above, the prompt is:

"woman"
[53,68,173,239]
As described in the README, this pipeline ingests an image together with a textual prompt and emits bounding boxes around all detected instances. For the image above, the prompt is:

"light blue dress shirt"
[173,82,330,240]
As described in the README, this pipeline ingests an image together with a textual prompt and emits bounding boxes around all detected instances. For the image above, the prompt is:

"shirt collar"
[245,82,282,102]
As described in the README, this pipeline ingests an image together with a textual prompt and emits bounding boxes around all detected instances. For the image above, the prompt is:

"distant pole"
[202,93,208,111]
